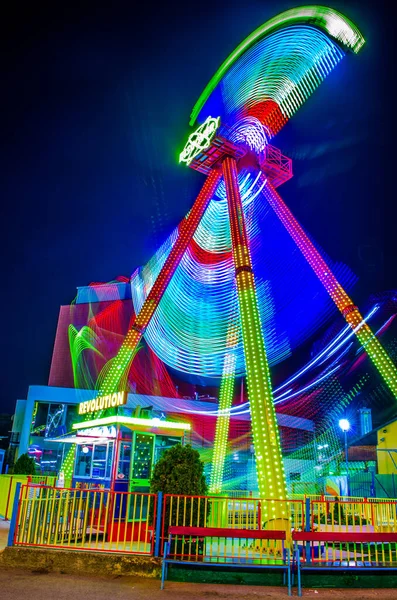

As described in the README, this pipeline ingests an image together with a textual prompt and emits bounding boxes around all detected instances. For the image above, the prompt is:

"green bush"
[150,444,207,496]
[150,444,209,547]
[12,453,36,475]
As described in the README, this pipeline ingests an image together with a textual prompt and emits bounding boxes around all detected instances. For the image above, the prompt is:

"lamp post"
[339,419,350,495]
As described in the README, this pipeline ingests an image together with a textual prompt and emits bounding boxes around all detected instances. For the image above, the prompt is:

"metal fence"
[6,484,397,560]
[14,484,157,554]
[159,493,304,554]
[311,499,397,533]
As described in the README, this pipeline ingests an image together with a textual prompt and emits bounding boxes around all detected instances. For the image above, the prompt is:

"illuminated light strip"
[276,305,379,390]
[131,166,355,378]
[263,176,397,399]
[209,324,239,494]
[223,155,288,517]
[73,416,191,431]
[190,6,364,125]
[274,365,341,404]
[215,27,344,137]
[98,168,222,394]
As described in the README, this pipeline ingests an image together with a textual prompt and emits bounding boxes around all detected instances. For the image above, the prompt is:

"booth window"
[92,445,107,478]
[118,442,132,479]
[75,442,114,480]
[75,445,93,477]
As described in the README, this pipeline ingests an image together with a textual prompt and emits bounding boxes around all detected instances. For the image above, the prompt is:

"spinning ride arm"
[223,156,288,518]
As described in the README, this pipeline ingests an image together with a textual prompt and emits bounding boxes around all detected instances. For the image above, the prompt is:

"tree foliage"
[150,443,208,496]
[150,444,209,545]
[12,453,36,475]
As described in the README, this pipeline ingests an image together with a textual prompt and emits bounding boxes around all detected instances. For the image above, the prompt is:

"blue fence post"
[154,491,163,557]
[304,496,311,560]
[371,471,376,498]
[7,482,21,547]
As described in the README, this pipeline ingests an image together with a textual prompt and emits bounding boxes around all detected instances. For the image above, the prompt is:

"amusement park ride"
[86,7,397,520]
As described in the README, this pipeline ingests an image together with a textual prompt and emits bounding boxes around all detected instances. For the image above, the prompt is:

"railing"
[14,484,157,554]
[160,493,304,555]
[311,499,397,533]
[7,485,397,560]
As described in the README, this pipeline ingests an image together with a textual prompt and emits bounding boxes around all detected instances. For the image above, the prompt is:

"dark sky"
[1,1,395,414]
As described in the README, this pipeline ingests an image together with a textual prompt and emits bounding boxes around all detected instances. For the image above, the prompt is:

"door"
[130,433,155,492]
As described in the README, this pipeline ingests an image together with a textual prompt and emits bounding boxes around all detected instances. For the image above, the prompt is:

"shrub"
[12,453,36,475]
[150,444,207,497]
[150,444,209,549]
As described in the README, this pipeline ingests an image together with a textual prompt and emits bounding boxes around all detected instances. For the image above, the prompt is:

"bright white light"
[339,419,350,432]
[82,446,89,454]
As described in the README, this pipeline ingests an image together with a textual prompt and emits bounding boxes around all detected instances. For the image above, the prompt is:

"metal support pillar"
[223,156,288,521]
[263,176,397,399]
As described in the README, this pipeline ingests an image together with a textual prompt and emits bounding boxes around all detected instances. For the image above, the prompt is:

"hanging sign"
[78,391,128,415]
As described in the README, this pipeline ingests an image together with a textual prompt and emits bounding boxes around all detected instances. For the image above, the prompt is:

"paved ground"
[0,520,9,550]
[0,567,396,600]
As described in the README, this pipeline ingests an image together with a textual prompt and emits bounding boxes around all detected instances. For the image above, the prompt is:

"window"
[75,445,93,477]
[92,445,107,478]
[74,442,114,480]
[117,442,132,479]
[289,472,301,482]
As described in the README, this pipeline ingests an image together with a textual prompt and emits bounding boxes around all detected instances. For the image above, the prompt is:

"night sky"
[1,1,395,415]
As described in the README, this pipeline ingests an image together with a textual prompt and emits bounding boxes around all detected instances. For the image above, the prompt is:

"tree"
[150,444,208,496]
[12,453,36,475]
[150,444,208,553]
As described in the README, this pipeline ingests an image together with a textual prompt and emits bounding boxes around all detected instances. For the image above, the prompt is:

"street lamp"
[339,419,350,486]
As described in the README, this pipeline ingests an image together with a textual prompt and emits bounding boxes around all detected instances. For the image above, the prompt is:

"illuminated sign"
[179,116,220,165]
[78,391,127,415]
[76,425,117,439]
[73,415,191,432]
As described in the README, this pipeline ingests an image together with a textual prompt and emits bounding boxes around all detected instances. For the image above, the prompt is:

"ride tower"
[91,7,397,524]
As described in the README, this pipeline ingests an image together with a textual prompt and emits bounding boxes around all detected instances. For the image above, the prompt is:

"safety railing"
[8,485,397,560]
[13,484,157,554]
[160,493,304,556]
[311,499,397,533]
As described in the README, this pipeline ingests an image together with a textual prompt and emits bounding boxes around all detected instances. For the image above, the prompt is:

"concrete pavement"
[0,520,10,550]
[1,567,397,600]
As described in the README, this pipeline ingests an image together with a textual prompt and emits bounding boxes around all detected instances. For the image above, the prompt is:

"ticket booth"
[69,415,191,491]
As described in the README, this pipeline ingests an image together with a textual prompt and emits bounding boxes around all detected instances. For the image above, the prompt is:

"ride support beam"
[222,156,288,519]
[99,168,222,394]
[263,176,397,399]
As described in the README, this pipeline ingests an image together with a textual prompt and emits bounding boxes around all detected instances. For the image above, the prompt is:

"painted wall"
[377,419,397,475]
